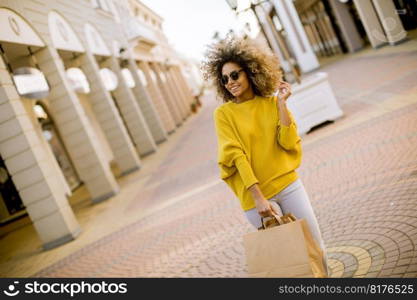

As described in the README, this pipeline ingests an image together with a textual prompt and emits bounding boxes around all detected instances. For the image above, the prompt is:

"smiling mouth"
[230,86,240,93]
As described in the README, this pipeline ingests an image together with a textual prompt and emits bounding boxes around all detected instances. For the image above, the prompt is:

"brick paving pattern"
[34,50,417,278]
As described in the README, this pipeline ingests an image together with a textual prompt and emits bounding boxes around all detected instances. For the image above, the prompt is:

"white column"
[173,66,196,108]
[138,61,176,134]
[272,0,320,73]
[166,66,191,117]
[371,0,407,45]
[150,63,183,126]
[35,47,119,203]
[353,0,387,48]
[156,63,188,119]
[0,55,81,250]
[328,0,364,53]
[126,58,167,144]
[80,52,141,175]
[102,56,157,157]
[255,6,291,74]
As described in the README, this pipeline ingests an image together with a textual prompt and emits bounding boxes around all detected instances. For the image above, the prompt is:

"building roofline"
[130,0,164,22]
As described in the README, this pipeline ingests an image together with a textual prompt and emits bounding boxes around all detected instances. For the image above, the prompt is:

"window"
[91,0,113,16]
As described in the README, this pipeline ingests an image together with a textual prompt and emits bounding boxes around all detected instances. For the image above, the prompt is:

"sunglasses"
[221,69,244,85]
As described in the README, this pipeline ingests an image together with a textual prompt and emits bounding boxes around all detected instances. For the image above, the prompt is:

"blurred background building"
[224,0,415,139]
[228,0,416,80]
[0,0,202,249]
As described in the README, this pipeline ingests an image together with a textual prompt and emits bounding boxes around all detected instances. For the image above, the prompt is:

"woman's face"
[221,62,250,98]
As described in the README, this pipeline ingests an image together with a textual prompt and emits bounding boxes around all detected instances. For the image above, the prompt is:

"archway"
[49,12,117,175]
[0,8,46,224]
[0,9,79,196]
[84,23,157,157]
[0,8,81,248]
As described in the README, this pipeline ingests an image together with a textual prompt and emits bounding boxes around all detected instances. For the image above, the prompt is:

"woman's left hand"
[277,81,292,103]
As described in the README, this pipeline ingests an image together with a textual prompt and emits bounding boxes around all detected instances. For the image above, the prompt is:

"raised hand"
[277,81,292,103]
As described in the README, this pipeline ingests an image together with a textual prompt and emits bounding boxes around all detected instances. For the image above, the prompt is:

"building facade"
[240,0,414,76]
[0,0,199,249]
[295,0,416,58]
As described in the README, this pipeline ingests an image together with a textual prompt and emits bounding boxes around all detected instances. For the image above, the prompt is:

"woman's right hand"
[249,183,277,217]
[255,198,275,217]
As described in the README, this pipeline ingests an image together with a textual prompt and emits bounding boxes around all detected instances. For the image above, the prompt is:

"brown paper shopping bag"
[243,213,327,278]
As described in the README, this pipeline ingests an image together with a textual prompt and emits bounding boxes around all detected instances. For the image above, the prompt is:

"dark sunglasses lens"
[221,75,229,85]
[230,71,240,80]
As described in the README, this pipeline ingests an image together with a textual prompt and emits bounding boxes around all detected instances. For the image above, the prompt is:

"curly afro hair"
[201,36,282,103]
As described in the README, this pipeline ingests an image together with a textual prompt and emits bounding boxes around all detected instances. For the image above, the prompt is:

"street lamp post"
[225,0,301,84]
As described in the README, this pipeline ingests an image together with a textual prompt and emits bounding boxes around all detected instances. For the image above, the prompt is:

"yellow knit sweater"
[213,94,302,211]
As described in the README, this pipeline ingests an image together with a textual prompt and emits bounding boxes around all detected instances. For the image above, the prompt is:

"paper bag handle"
[261,213,284,230]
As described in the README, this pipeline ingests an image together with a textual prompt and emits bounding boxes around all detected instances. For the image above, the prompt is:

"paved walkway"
[1,41,416,278]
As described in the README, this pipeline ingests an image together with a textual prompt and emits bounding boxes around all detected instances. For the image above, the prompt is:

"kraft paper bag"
[243,213,327,278]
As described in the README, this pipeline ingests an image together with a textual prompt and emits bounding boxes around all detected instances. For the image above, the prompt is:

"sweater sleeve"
[277,109,301,151]
[214,108,259,189]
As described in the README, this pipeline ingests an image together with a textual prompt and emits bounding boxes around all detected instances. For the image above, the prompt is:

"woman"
[202,37,329,276]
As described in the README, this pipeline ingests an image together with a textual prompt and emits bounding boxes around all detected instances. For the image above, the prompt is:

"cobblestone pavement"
[13,47,417,278]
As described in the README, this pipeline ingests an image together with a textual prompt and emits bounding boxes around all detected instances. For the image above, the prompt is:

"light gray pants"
[245,178,330,276]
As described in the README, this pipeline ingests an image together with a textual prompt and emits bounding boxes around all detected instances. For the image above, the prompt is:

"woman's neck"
[235,88,255,103]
